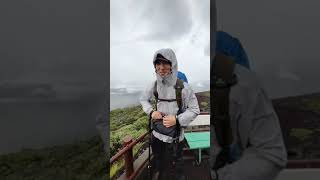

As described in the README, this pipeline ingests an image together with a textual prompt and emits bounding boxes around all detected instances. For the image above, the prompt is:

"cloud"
[111,0,194,43]
[217,0,320,97]
[110,0,210,87]
[0,0,107,97]
[278,69,300,81]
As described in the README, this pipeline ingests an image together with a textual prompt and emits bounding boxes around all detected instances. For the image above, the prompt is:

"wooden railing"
[110,112,320,179]
[110,113,210,162]
[287,159,320,168]
[110,131,149,179]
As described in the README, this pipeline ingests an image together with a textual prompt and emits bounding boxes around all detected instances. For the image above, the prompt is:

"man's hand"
[163,115,177,127]
[151,111,162,120]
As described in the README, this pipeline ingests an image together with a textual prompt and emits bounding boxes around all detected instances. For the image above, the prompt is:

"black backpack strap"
[210,53,238,172]
[173,79,184,143]
[157,98,177,102]
[153,81,158,111]
[153,79,184,113]
[174,79,184,114]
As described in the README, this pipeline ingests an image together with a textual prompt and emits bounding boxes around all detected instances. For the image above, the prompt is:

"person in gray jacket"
[140,48,200,180]
[211,31,288,180]
[213,62,288,180]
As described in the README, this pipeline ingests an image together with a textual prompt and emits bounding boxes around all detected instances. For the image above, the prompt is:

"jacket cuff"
[176,115,181,126]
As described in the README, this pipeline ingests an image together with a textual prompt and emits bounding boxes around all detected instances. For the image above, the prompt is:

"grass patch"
[110,159,124,179]
[110,142,146,180]
[304,96,320,112]
[0,136,107,179]
[290,128,314,142]
[197,91,210,97]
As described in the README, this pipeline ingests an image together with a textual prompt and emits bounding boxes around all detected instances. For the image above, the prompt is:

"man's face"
[155,62,172,77]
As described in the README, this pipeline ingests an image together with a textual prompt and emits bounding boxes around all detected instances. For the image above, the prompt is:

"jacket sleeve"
[139,83,155,116]
[177,84,200,127]
[217,88,288,180]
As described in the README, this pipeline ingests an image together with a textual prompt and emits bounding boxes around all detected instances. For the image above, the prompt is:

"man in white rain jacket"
[211,31,288,180]
[140,48,200,180]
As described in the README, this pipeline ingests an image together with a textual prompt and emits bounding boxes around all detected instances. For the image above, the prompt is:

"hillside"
[0,136,107,180]
[273,93,320,159]
[2,91,320,179]
[195,91,210,112]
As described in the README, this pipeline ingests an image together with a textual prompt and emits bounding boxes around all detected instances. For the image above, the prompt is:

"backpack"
[216,31,250,69]
[151,79,184,138]
[210,32,252,179]
[177,71,188,83]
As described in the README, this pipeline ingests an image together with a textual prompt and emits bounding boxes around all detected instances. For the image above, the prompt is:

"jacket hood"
[153,48,178,86]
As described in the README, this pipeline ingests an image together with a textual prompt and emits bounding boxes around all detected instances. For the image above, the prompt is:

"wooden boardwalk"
[135,145,212,180]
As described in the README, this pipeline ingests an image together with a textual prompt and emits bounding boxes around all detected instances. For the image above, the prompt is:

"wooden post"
[123,135,134,178]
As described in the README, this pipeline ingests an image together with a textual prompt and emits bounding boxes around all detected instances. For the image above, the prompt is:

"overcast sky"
[217,0,320,98]
[110,0,210,89]
[0,0,107,154]
[0,0,107,99]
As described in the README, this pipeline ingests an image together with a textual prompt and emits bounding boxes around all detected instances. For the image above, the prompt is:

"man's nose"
[159,65,165,70]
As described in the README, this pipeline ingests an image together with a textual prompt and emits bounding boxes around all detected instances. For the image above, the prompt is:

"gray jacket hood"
[153,48,178,86]
[140,49,200,142]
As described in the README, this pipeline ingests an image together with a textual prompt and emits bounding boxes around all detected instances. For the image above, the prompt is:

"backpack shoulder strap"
[174,79,184,114]
[211,53,238,170]
[212,53,238,88]
[153,81,158,111]
[153,79,185,113]
[212,53,237,147]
